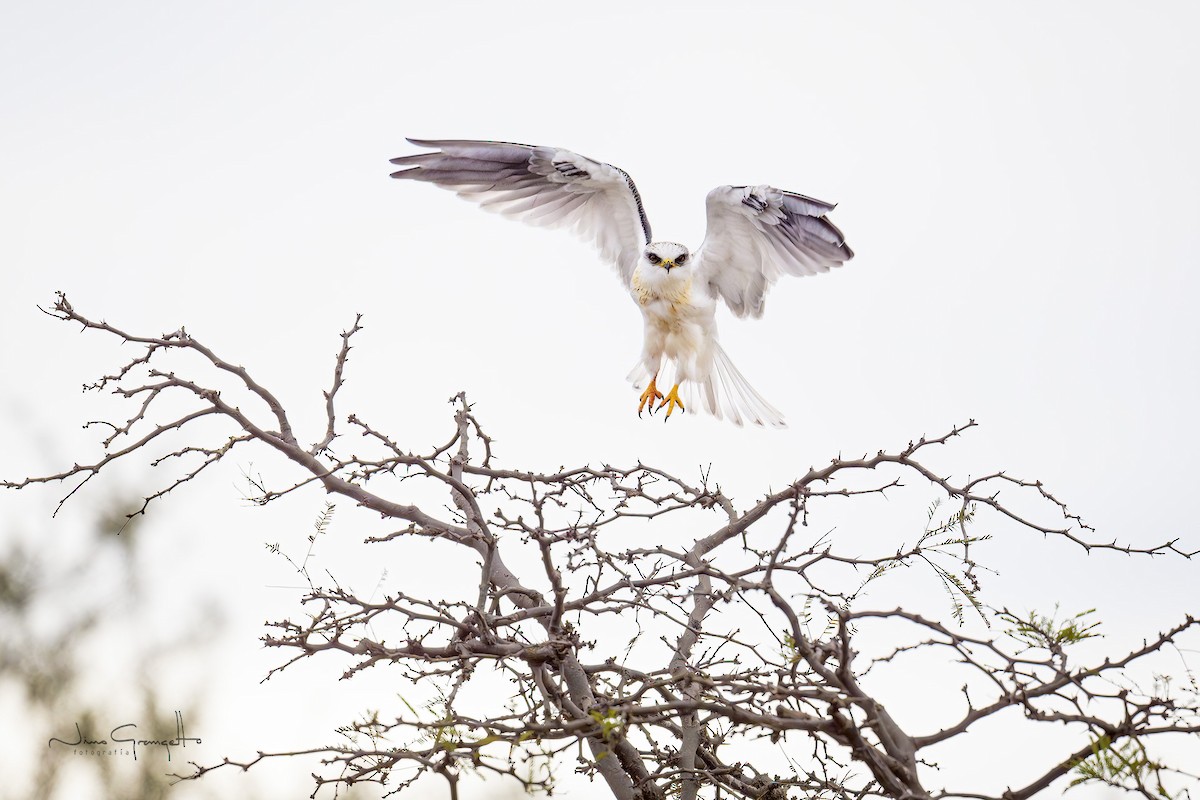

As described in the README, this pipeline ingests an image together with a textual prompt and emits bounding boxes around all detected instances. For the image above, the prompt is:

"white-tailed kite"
[390,139,853,428]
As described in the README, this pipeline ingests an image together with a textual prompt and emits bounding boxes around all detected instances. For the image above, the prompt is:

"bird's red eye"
[676,254,688,265]
[647,253,661,264]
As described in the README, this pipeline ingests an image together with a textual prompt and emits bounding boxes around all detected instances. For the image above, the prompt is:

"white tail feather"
[627,343,787,428]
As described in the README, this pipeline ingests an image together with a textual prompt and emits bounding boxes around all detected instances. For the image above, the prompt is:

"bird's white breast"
[631,267,698,331]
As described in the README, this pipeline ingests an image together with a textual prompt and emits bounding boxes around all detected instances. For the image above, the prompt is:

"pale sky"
[2,2,1198,798]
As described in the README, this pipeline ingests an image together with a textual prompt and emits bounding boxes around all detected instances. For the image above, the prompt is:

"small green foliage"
[931,562,985,626]
[918,500,989,624]
[1069,735,1180,798]
[265,501,336,589]
[589,708,624,740]
[1002,605,1102,650]
[924,498,978,539]
[845,499,990,625]
[781,632,801,664]
[433,715,462,750]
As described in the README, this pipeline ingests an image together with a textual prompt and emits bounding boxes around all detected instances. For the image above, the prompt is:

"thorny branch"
[4,293,1198,800]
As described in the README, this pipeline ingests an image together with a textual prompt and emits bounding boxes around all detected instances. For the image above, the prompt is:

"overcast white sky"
[2,2,1198,798]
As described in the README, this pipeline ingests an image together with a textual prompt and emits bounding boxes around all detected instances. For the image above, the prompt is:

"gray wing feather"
[696,184,854,318]
[391,139,652,286]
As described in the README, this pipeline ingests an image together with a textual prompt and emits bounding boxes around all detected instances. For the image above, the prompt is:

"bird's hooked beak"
[661,258,677,271]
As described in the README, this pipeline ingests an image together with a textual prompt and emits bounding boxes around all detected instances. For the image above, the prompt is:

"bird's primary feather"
[390,139,651,287]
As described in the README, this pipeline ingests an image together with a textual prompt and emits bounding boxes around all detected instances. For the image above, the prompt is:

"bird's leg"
[657,384,685,419]
[638,374,664,416]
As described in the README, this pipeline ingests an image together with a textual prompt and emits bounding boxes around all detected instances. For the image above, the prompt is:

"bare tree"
[5,293,1198,800]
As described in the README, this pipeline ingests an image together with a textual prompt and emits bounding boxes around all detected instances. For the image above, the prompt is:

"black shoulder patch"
[741,192,769,213]
[553,160,589,179]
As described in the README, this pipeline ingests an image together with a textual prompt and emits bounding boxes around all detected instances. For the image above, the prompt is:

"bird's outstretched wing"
[695,185,853,318]
[390,139,652,287]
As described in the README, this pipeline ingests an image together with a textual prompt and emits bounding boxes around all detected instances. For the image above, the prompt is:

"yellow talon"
[657,384,685,420]
[638,377,664,416]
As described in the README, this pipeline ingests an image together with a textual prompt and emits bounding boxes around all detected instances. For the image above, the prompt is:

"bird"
[389,139,853,428]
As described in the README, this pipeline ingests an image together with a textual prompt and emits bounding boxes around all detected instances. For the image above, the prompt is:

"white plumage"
[390,139,853,427]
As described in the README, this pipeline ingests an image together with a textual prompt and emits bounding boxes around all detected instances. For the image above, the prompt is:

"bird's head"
[643,242,692,274]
